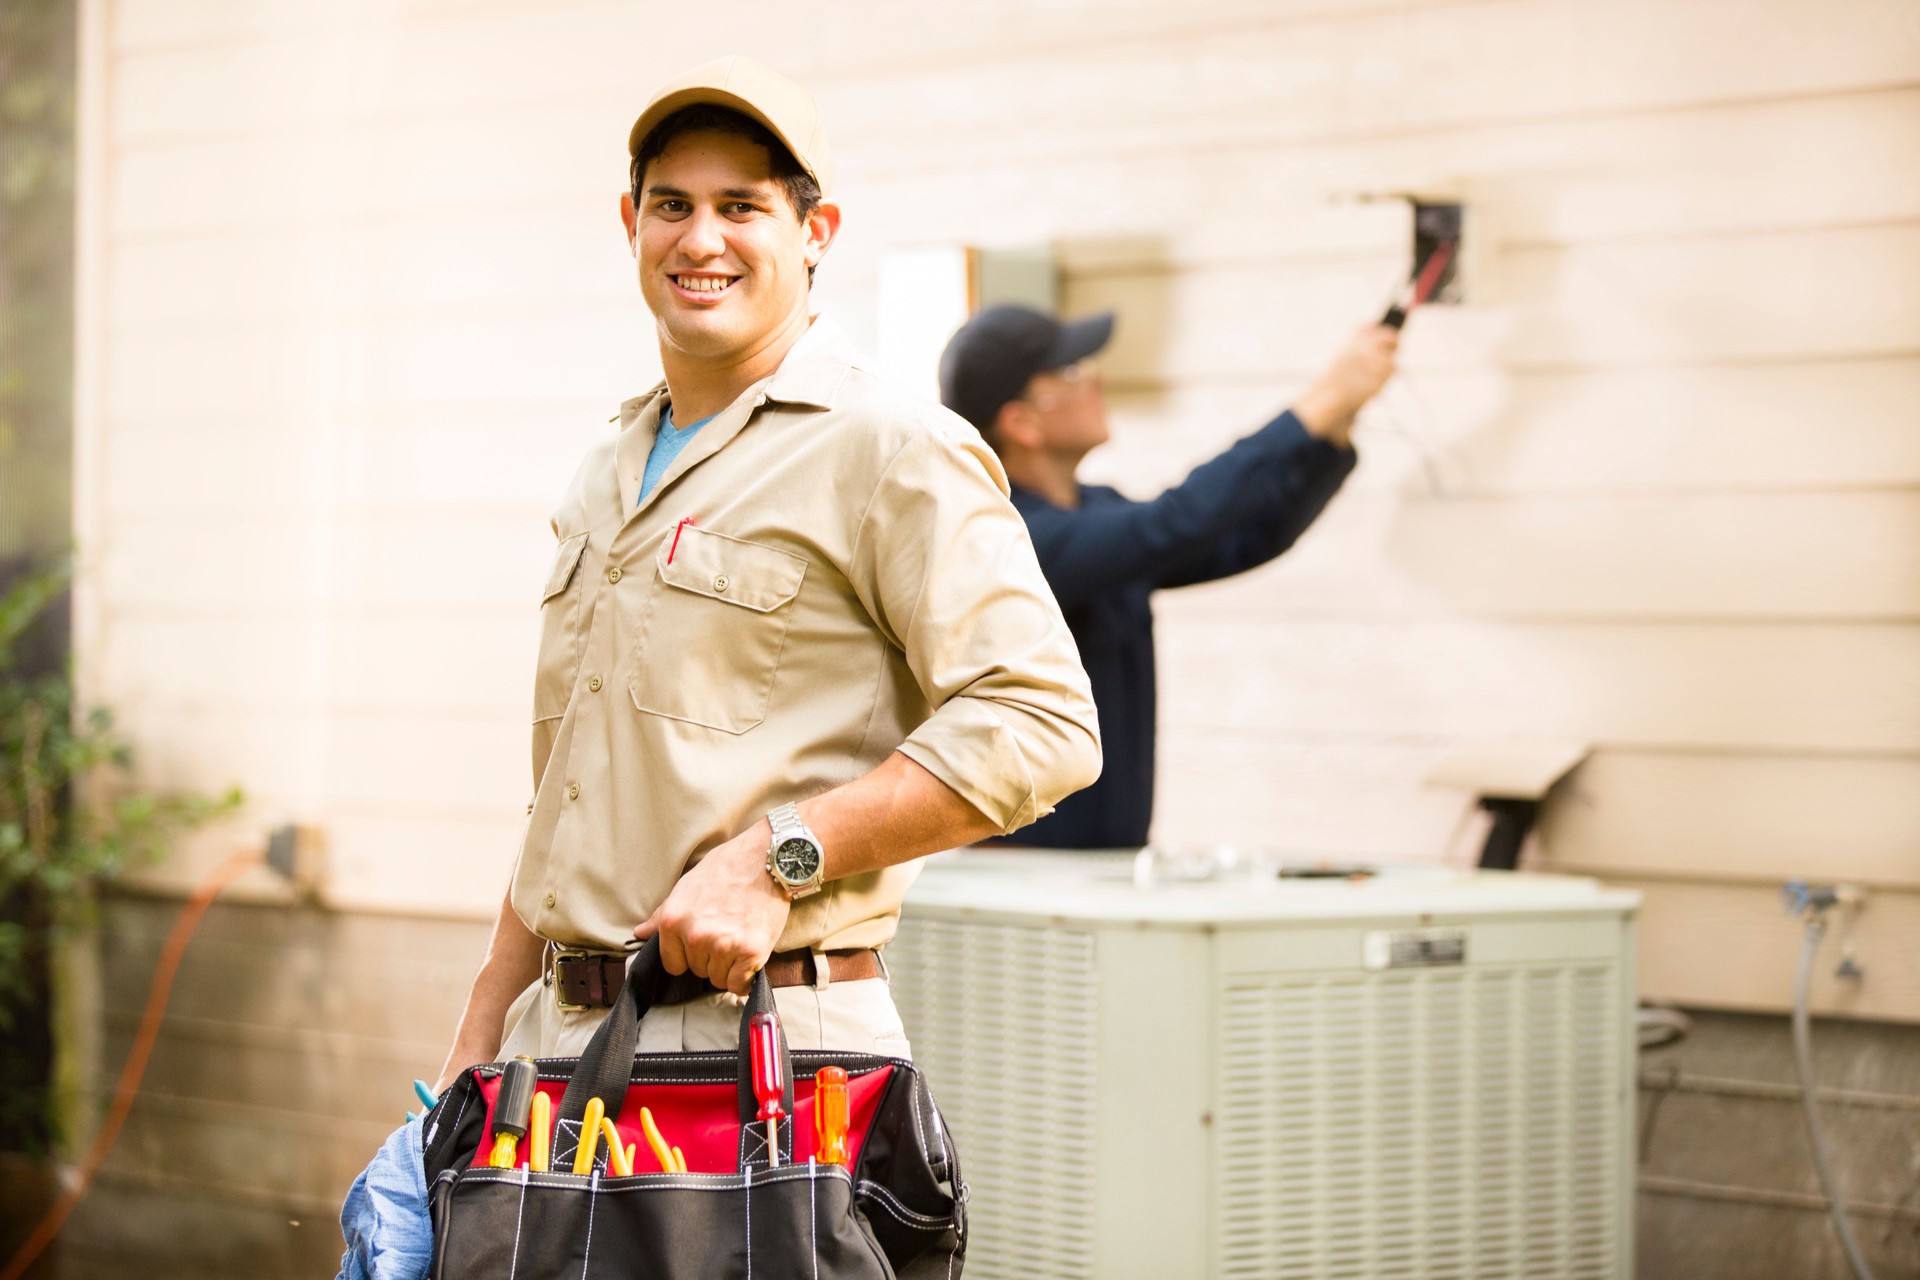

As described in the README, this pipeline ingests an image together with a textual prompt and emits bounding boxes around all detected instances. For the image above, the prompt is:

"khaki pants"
[498,969,912,1061]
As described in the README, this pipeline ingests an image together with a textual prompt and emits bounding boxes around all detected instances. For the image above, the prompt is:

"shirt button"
[713,574,729,592]
[606,566,623,584]
[526,800,534,814]
[544,891,556,909]
[587,675,602,692]
[566,782,580,801]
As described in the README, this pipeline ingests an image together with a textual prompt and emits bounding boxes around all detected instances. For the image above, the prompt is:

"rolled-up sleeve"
[850,427,1102,833]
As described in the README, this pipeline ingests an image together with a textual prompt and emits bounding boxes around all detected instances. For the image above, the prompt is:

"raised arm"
[1027,325,1394,604]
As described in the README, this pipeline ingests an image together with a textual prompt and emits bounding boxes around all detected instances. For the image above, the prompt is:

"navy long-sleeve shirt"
[1005,409,1357,849]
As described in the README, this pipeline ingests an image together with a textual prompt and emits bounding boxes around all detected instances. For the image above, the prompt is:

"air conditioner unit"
[887,850,1640,1280]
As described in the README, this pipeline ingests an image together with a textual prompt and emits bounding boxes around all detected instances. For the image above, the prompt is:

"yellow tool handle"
[573,1097,606,1175]
[600,1116,633,1176]
[528,1093,551,1173]
[639,1106,676,1173]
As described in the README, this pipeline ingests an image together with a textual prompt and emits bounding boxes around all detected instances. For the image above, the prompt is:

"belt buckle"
[550,946,593,1011]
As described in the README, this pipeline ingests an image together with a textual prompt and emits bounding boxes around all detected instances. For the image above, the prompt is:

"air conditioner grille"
[888,917,1099,1280]
[1218,963,1621,1280]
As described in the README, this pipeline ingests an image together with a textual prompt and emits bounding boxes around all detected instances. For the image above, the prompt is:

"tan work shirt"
[511,316,1101,954]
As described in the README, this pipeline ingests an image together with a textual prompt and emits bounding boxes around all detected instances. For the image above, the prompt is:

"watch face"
[773,837,821,884]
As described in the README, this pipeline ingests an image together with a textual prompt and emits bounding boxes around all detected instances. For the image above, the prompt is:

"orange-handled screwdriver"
[814,1066,850,1164]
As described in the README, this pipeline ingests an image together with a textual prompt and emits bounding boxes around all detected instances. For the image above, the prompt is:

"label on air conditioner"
[1362,927,1468,970]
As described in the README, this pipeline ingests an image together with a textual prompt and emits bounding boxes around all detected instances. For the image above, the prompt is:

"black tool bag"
[422,939,965,1279]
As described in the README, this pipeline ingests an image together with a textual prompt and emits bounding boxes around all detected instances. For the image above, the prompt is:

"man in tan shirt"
[432,58,1100,1088]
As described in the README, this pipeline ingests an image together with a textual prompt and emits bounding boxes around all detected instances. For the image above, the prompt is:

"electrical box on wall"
[1342,187,1481,312]
[1410,198,1464,304]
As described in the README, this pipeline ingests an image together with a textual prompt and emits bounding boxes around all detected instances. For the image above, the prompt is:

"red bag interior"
[470,1064,895,1175]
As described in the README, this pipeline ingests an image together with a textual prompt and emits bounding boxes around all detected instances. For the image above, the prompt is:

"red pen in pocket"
[667,516,696,564]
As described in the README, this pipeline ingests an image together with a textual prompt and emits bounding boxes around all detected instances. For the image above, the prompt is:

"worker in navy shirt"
[938,305,1396,848]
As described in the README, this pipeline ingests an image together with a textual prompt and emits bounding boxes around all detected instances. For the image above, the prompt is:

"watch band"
[769,802,805,841]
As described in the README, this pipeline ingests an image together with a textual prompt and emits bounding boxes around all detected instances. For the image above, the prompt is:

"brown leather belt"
[548,945,882,1011]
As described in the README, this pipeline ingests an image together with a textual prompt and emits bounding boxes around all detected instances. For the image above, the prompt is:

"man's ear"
[993,398,1041,450]
[620,191,639,256]
[804,201,842,267]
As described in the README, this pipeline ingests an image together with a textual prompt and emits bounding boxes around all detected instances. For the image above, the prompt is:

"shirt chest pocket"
[628,527,807,734]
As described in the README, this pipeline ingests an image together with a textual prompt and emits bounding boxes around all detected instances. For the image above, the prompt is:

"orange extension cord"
[1,848,264,1280]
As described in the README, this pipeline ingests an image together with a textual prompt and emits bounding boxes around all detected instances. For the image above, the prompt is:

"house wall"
[76,0,1920,1020]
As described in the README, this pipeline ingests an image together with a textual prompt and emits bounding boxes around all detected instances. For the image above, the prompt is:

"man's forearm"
[803,751,1000,881]
[432,889,545,1093]
[1290,323,1400,448]
[635,752,1000,994]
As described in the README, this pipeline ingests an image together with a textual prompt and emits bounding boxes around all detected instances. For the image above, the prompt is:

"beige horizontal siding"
[107,0,1913,147]
[1157,619,1920,752]
[1099,358,1920,496]
[1539,752,1920,891]
[1070,225,1920,380]
[1624,879,1920,1020]
[78,0,1920,1027]
[1156,739,1920,891]
[1151,490,1920,622]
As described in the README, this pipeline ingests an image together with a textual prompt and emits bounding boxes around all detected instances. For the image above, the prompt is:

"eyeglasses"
[1023,359,1100,410]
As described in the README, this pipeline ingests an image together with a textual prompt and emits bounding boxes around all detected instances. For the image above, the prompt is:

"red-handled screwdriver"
[1381,238,1456,330]
[748,1009,786,1167]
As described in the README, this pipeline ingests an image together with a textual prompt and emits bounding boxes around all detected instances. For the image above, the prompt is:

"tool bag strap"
[554,938,795,1136]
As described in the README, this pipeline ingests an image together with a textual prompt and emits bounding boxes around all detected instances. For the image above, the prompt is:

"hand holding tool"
[814,1066,850,1164]
[486,1058,537,1169]
[528,1091,552,1172]
[1381,239,1456,329]
[573,1096,606,1175]
[748,1009,787,1167]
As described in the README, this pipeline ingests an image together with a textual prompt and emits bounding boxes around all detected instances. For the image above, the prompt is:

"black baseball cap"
[938,305,1116,431]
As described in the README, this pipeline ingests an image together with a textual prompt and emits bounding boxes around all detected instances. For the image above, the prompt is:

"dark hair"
[630,104,822,223]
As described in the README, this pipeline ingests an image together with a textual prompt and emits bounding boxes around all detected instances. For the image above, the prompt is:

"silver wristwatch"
[766,802,825,900]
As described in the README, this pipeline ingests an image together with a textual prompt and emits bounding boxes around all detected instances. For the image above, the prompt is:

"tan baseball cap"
[627,56,833,196]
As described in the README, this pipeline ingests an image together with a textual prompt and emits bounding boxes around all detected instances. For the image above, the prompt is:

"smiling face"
[624,129,837,369]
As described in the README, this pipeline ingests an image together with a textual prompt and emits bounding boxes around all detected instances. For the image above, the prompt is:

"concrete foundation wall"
[46,896,486,1278]
[25,899,1918,1277]
[1637,1009,1920,1279]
